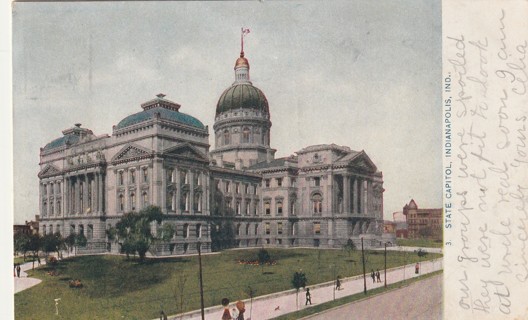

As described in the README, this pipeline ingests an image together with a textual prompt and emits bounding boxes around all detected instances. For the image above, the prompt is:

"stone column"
[352,177,358,214]
[75,178,80,214]
[363,179,368,215]
[161,167,167,212]
[84,174,89,214]
[63,178,68,216]
[135,167,141,210]
[175,168,181,214]
[202,172,208,215]
[343,174,350,214]
[46,182,51,216]
[189,170,195,214]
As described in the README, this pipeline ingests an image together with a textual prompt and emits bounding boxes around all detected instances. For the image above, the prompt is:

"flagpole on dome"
[241,27,250,57]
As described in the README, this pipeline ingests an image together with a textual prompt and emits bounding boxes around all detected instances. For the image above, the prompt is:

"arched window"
[119,194,125,212]
[167,192,174,211]
[142,167,148,183]
[130,169,136,184]
[183,224,189,238]
[194,193,201,212]
[57,200,61,215]
[130,193,136,211]
[290,200,296,215]
[236,201,241,215]
[118,171,124,185]
[79,182,84,212]
[56,224,61,235]
[43,201,47,216]
[50,201,54,215]
[223,130,230,145]
[242,127,250,143]
[312,193,323,213]
[264,201,271,215]
[182,193,189,212]
[142,192,148,208]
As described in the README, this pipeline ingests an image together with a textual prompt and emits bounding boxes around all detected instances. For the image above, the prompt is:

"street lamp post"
[361,237,367,295]
[384,242,387,288]
[197,242,205,320]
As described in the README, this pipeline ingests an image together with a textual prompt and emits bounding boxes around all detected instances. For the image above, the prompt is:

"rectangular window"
[245,184,250,194]
[278,222,283,235]
[265,201,271,215]
[265,179,270,188]
[313,222,321,235]
[265,222,270,235]
[225,181,230,193]
[291,178,296,187]
[143,168,148,183]
[314,177,321,187]
[130,170,136,184]
[236,183,240,194]
[277,178,282,187]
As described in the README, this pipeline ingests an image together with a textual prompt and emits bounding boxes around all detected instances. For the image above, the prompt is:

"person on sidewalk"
[371,269,376,283]
[236,300,245,320]
[159,311,168,320]
[415,263,420,274]
[336,276,342,290]
[16,264,21,278]
[376,269,381,283]
[221,298,232,320]
[305,288,312,305]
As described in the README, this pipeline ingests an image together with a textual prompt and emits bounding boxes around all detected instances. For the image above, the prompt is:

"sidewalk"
[168,258,443,320]
[14,260,46,294]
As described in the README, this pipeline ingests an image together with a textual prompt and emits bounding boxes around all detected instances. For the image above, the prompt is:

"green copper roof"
[216,84,269,115]
[116,106,205,130]
[43,135,80,151]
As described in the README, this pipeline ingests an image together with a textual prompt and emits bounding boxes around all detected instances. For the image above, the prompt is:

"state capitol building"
[37,43,385,255]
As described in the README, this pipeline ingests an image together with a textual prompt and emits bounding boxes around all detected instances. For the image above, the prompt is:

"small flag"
[242,28,250,36]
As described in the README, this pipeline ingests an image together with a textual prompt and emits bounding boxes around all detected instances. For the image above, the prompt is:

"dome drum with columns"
[37,33,384,257]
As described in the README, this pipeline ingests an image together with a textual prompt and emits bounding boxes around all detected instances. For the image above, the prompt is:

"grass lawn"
[271,270,444,320]
[15,248,442,320]
[395,238,443,248]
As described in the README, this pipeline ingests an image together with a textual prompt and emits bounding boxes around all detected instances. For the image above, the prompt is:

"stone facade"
[38,48,384,255]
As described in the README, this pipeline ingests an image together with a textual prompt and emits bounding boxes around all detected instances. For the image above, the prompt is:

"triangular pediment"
[163,143,208,162]
[347,151,377,173]
[38,164,61,178]
[111,143,153,164]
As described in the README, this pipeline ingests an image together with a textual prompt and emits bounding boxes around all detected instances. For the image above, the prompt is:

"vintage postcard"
[4,1,527,319]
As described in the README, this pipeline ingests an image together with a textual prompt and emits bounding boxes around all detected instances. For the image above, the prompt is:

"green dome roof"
[116,106,205,130]
[43,135,80,151]
[216,84,269,116]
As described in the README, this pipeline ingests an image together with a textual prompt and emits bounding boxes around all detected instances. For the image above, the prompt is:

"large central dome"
[216,83,269,115]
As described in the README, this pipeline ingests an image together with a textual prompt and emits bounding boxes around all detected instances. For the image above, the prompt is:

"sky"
[11,0,442,224]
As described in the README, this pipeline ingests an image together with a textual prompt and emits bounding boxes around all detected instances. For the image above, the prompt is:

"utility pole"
[361,237,366,295]
[197,242,205,320]
[384,242,387,288]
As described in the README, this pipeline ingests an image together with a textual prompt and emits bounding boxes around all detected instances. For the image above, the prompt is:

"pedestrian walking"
[371,269,375,283]
[336,276,342,290]
[221,298,232,320]
[305,288,312,305]
[376,269,381,283]
[236,300,245,320]
[415,263,420,274]
[13,264,16,277]
[16,264,21,278]
[159,311,168,320]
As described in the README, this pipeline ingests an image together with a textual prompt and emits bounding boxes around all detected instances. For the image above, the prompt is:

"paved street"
[173,258,443,320]
[303,273,442,320]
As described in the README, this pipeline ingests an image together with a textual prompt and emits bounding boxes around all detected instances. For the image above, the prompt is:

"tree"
[64,234,76,256]
[257,248,271,274]
[343,239,357,258]
[27,233,42,270]
[14,232,30,260]
[292,271,307,310]
[42,232,63,259]
[115,206,165,262]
